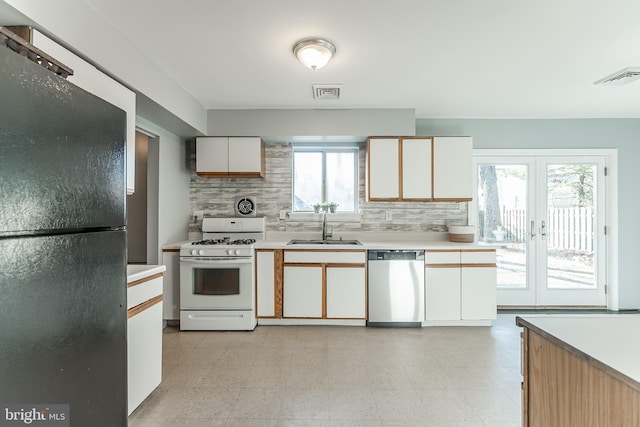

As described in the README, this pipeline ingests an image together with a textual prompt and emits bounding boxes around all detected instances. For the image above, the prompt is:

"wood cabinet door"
[433,136,473,200]
[196,137,228,173]
[228,137,263,175]
[368,138,400,200]
[283,266,323,318]
[402,137,433,200]
[326,266,366,319]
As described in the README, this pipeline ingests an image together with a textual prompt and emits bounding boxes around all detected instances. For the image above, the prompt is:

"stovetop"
[180,216,265,257]
[191,238,257,246]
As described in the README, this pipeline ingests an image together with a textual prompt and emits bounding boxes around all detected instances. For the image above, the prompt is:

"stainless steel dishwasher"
[367,250,425,327]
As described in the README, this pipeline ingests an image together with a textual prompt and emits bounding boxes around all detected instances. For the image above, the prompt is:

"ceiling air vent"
[312,84,342,100]
[594,67,640,86]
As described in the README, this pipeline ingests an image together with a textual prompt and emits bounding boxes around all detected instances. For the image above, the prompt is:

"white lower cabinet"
[425,249,496,322]
[461,264,497,320]
[425,265,461,320]
[326,266,366,319]
[256,250,279,318]
[127,273,163,415]
[282,251,367,320]
[127,303,162,415]
[283,265,323,318]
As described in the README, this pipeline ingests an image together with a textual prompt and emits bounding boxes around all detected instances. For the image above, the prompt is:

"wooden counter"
[517,315,640,427]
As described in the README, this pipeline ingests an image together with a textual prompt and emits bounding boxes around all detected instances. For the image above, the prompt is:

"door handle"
[530,220,536,239]
[541,220,547,240]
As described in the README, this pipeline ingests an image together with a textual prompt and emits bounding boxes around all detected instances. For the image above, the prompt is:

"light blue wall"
[417,118,640,309]
[207,109,416,139]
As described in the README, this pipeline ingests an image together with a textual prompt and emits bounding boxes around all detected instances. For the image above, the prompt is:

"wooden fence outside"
[496,207,594,252]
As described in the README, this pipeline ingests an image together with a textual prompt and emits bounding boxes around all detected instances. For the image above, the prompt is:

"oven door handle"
[180,258,252,264]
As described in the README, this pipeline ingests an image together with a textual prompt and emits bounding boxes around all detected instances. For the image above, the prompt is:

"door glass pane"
[478,164,528,289]
[546,164,596,289]
[293,152,322,211]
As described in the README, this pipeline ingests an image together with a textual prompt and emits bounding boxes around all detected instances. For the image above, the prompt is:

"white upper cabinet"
[368,136,471,201]
[432,137,473,200]
[367,137,400,200]
[229,137,264,174]
[402,137,433,200]
[196,137,264,177]
[32,30,137,195]
[196,137,228,174]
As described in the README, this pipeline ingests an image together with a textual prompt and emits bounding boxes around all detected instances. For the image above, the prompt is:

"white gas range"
[179,217,265,331]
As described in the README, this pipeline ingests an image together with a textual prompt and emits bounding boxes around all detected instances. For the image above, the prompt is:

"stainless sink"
[286,239,362,245]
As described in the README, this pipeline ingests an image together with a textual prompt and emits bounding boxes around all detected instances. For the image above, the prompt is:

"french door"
[473,154,607,307]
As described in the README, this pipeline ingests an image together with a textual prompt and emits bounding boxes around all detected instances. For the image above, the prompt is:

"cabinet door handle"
[541,220,547,240]
[530,220,536,239]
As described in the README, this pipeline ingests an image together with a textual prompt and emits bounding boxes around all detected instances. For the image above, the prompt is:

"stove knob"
[199,250,205,256]
[191,249,198,256]
[227,249,235,256]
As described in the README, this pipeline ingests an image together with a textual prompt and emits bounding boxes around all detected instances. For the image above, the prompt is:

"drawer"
[425,250,460,264]
[284,250,366,264]
[127,274,163,309]
[461,250,496,264]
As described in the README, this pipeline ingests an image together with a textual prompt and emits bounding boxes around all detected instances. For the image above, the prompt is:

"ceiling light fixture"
[293,38,336,70]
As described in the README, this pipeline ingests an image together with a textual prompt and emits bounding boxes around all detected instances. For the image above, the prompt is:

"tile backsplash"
[189,141,469,234]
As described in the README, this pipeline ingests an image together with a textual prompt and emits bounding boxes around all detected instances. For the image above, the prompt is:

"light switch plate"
[193,210,204,220]
[279,210,287,220]
[385,210,392,221]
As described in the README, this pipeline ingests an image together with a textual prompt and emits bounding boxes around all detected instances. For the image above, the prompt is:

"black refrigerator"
[0,43,128,426]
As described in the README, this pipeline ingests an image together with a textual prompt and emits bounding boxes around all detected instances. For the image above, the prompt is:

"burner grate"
[191,238,256,246]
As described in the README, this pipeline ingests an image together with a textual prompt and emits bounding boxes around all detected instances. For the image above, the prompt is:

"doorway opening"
[126,130,160,264]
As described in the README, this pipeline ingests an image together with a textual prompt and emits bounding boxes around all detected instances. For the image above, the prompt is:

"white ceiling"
[14,1,640,118]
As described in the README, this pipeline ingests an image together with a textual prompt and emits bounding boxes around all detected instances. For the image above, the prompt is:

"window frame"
[291,144,359,213]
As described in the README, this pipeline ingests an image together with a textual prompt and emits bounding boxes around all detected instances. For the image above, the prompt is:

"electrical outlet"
[193,210,204,221]
[385,210,393,221]
[279,210,287,220]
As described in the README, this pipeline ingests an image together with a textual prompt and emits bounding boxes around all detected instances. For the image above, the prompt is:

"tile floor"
[128,314,523,426]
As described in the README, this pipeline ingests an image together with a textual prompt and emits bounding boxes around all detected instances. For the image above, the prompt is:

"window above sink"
[291,144,359,213]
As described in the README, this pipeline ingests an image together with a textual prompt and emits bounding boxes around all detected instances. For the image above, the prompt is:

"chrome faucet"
[322,211,332,240]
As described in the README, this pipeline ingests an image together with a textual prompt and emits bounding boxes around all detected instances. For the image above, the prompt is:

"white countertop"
[517,315,640,385]
[256,231,500,250]
[162,240,191,251]
[127,264,166,283]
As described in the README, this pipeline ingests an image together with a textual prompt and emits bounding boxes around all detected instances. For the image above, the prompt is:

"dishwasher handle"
[368,250,425,261]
